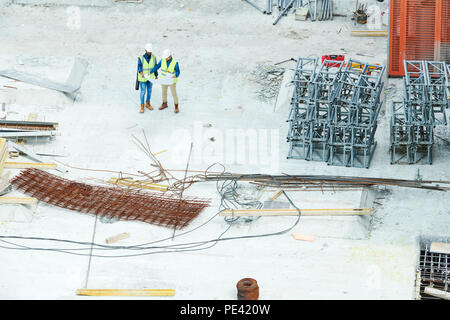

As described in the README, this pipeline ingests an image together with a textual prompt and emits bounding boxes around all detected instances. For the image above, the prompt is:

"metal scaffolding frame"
[287,56,385,168]
[390,60,449,165]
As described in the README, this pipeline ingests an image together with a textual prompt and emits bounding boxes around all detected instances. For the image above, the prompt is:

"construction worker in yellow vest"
[137,43,158,113]
[150,49,181,114]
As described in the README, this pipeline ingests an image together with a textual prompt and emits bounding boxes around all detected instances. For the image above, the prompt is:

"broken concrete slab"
[0,57,88,94]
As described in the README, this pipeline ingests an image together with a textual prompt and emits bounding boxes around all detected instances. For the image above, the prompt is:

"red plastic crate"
[321,55,345,67]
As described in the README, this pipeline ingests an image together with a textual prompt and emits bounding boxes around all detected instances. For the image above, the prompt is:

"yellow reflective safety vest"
[161,58,179,84]
[138,54,156,82]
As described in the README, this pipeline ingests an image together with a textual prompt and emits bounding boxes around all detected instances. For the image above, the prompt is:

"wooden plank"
[108,178,168,192]
[4,162,57,169]
[292,233,316,242]
[106,232,130,244]
[269,189,283,202]
[430,242,450,255]
[219,208,374,217]
[76,289,175,297]
[0,196,37,204]
[27,113,37,121]
[7,141,67,173]
[424,287,450,300]
[0,138,8,175]
[350,30,388,37]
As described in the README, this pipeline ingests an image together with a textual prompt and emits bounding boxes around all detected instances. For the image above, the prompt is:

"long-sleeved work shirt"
[150,58,180,78]
[137,52,158,77]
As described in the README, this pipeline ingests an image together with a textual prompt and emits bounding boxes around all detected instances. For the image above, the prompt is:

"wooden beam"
[0,196,37,204]
[106,232,130,244]
[350,30,388,37]
[269,189,284,202]
[4,162,57,169]
[430,242,450,255]
[424,287,450,300]
[219,208,374,217]
[0,138,7,175]
[108,178,168,192]
[76,289,175,297]
[7,141,67,173]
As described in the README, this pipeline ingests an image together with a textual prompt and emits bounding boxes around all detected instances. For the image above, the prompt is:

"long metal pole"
[244,0,267,14]
[273,0,296,25]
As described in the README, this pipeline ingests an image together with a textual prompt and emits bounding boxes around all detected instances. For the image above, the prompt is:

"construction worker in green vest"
[137,43,158,113]
[150,49,181,114]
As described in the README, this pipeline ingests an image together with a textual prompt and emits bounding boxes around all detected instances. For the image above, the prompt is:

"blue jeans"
[139,81,153,104]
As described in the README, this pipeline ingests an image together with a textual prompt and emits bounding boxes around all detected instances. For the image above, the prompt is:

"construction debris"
[76,289,175,296]
[0,138,7,174]
[245,0,333,24]
[292,233,316,241]
[251,64,286,101]
[203,174,450,191]
[286,57,385,168]
[237,278,259,300]
[0,197,37,204]
[10,169,211,229]
[430,242,450,255]
[417,242,450,300]
[3,162,57,169]
[390,60,449,165]
[350,30,388,37]
[220,208,373,217]
[105,232,130,244]
[108,177,168,192]
[7,141,67,173]
[351,2,367,24]
[0,120,58,131]
[0,120,59,140]
[0,58,88,94]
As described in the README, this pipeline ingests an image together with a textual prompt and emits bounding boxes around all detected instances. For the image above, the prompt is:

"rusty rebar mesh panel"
[10,169,211,229]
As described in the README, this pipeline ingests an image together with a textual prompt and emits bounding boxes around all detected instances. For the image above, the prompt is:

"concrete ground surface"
[0,0,449,300]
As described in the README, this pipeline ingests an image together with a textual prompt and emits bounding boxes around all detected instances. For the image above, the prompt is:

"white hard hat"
[145,43,153,52]
[162,49,172,59]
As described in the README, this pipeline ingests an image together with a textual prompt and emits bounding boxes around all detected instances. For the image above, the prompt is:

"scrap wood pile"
[10,169,211,230]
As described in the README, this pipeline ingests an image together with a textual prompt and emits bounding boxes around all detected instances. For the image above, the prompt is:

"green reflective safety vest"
[161,58,179,84]
[138,54,156,82]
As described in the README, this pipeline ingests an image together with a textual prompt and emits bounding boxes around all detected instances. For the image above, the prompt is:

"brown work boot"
[145,101,153,110]
[174,104,179,113]
[140,104,145,113]
[159,102,168,110]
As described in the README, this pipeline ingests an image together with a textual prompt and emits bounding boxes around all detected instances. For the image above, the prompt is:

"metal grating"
[389,0,450,77]
[418,243,450,300]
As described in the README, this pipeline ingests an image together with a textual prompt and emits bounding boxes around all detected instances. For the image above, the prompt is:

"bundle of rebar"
[390,60,449,165]
[0,120,58,139]
[203,173,450,191]
[10,169,211,229]
[286,57,385,168]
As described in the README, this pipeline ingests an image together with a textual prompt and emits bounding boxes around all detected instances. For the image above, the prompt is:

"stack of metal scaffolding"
[390,60,449,165]
[287,57,385,168]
